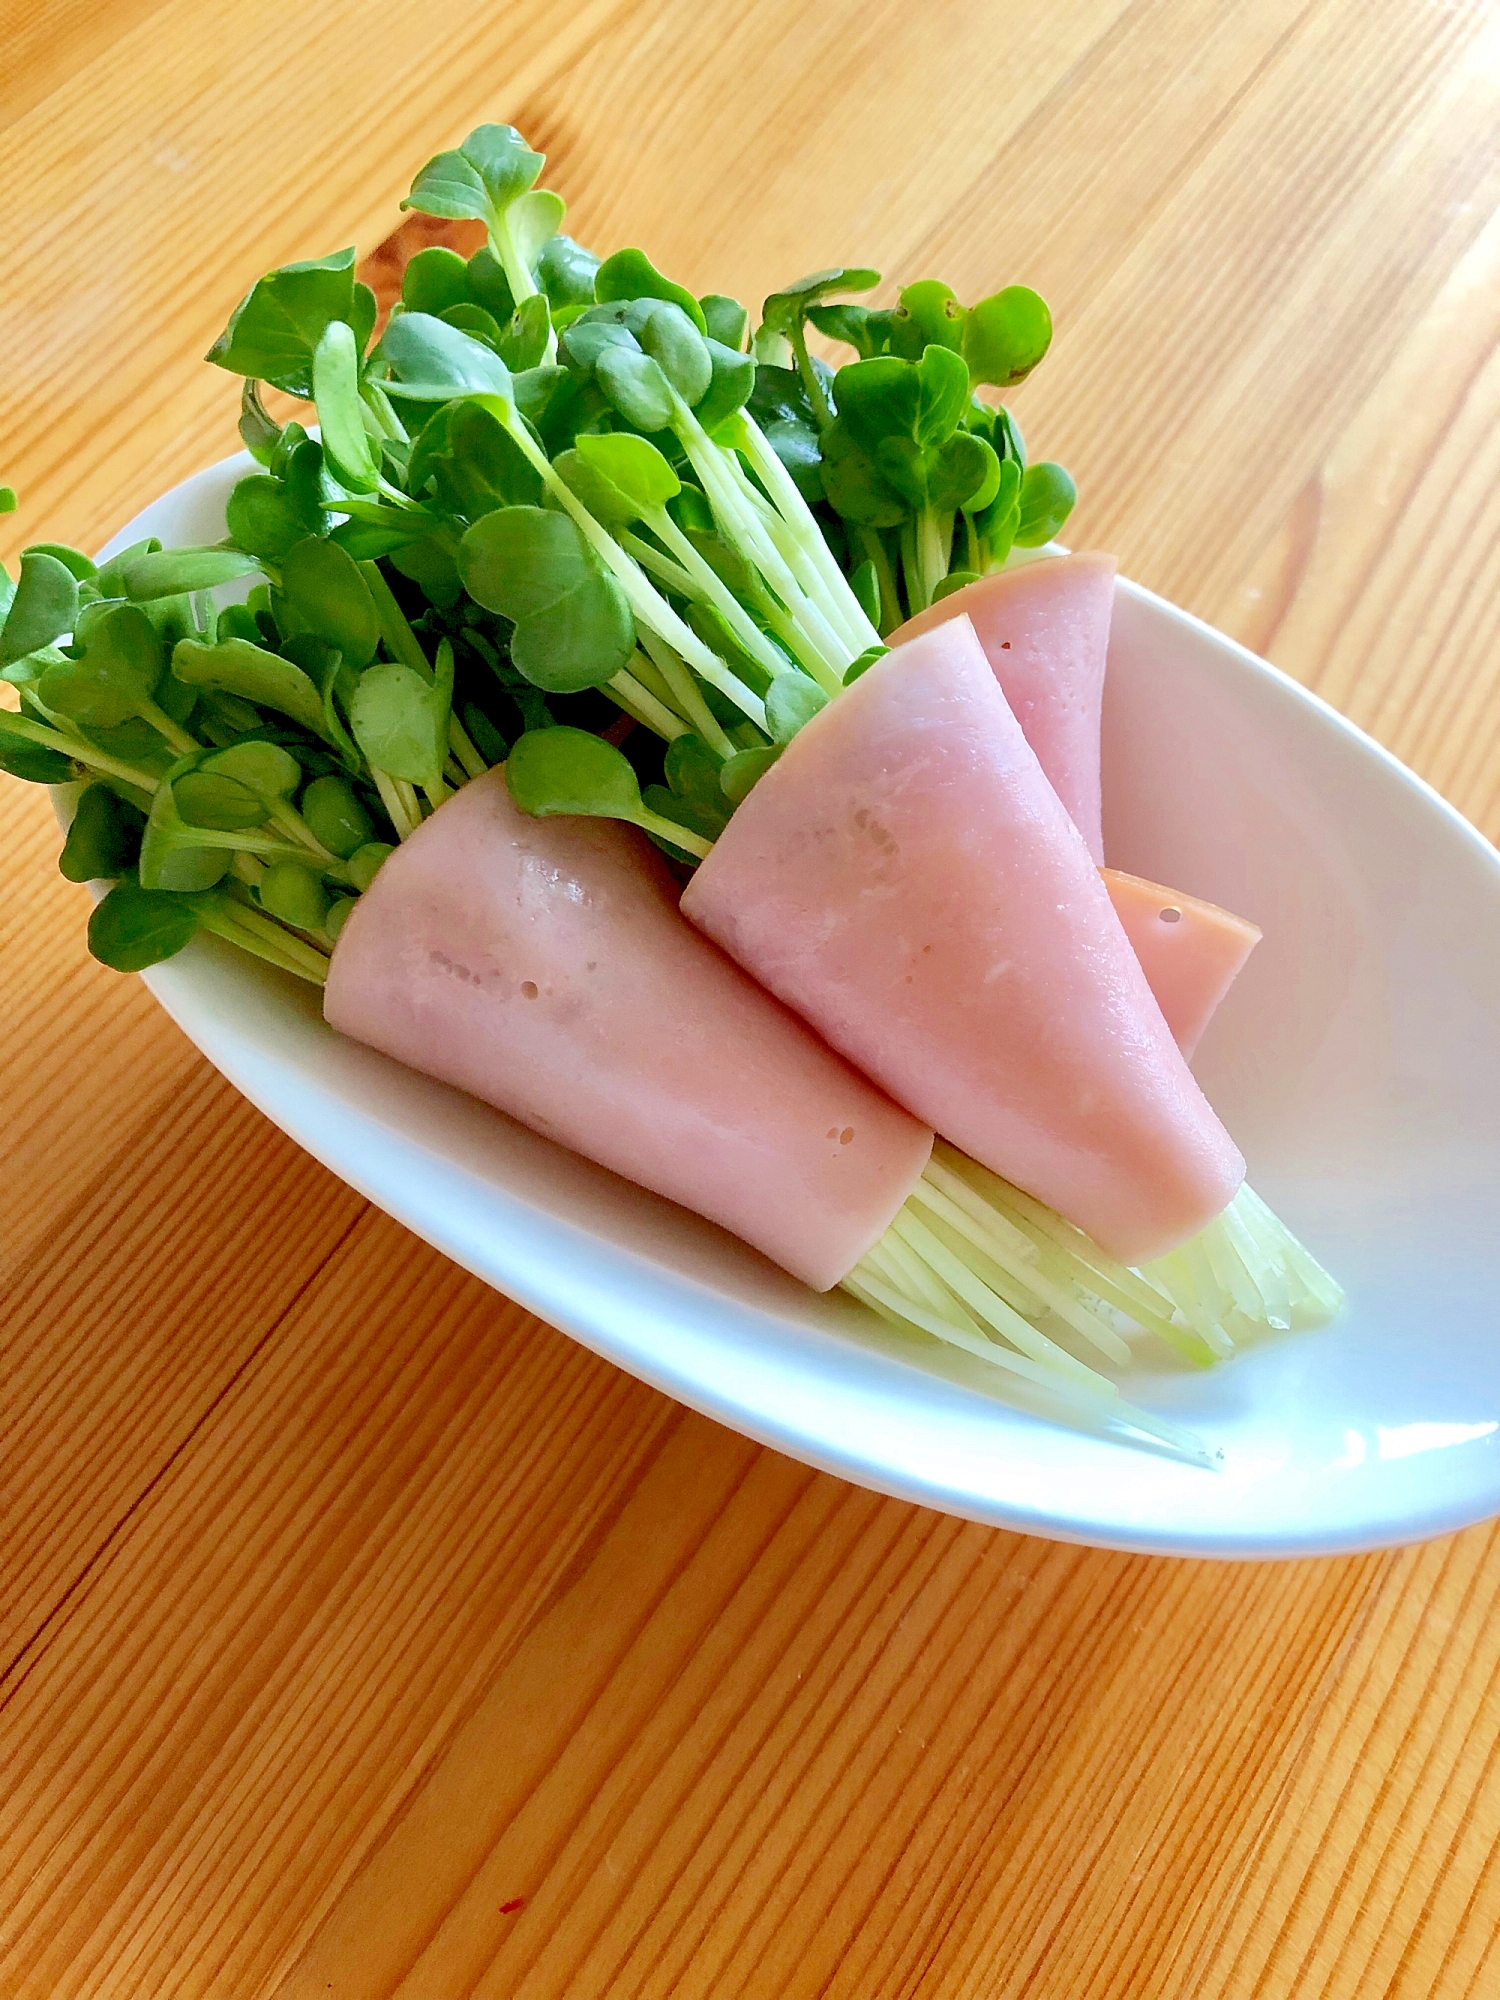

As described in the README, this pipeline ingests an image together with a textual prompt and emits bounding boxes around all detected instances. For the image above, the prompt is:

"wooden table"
[5,2,1500,1992]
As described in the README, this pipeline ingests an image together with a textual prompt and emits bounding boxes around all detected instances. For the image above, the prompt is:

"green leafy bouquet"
[0,123,1075,977]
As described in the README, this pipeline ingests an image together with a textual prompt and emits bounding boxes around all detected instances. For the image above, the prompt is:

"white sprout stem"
[645,507,801,693]
[448,714,488,779]
[361,561,432,677]
[635,805,713,860]
[907,1174,1130,1365]
[371,766,418,841]
[2,713,162,795]
[395,776,424,826]
[889,1207,1105,1391]
[670,399,848,689]
[712,438,867,658]
[507,421,769,730]
[843,1148,1341,1462]
[840,1261,1212,1465]
[361,381,410,444]
[732,412,884,652]
[620,647,689,719]
[636,628,735,759]
[138,699,200,758]
[607,667,689,742]
[197,897,330,985]
[619,532,697,597]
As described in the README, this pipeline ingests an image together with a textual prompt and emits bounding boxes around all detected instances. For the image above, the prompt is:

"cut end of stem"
[844,1145,1343,1462]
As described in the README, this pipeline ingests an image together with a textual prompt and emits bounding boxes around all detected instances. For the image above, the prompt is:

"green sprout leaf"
[760,268,880,343]
[403,124,545,228]
[594,346,676,433]
[405,397,542,518]
[116,546,262,601]
[818,420,906,527]
[207,248,359,398]
[311,320,379,492]
[694,339,757,434]
[888,280,966,359]
[239,380,283,465]
[346,840,393,891]
[537,235,600,309]
[389,534,464,608]
[0,714,74,783]
[58,784,146,882]
[806,301,895,357]
[594,248,706,332]
[1,550,79,665]
[172,635,327,739]
[970,456,1022,568]
[497,293,553,371]
[300,773,374,857]
[39,603,164,727]
[26,542,96,582]
[719,743,781,802]
[226,474,310,561]
[0,486,16,513]
[745,365,825,505]
[258,860,330,930]
[139,755,236,891]
[1014,461,1077,545]
[459,506,634,692]
[201,739,302,798]
[700,295,748,349]
[566,431,680,520]
[639,305,712,405]
[348,660,448,792]
[506,725,714,858]
[931,569,981,603]
[88,879,200,972]
[376,312,515,404]
[962,286,1053,389]
[171,765,269,832]
[764,672,828,743]
[402,245,471,316]
[278,537,380,668]
[440,302,503,348]
[662,731,732,839]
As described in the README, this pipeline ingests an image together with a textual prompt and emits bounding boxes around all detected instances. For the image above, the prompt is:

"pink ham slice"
[1102,869,1262,1061]
[324,768,932,1291]
[891,552,1117,861]
[680,616,1245,1265]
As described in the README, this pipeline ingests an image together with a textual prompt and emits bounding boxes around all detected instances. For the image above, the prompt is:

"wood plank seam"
[0,1201,372,1706]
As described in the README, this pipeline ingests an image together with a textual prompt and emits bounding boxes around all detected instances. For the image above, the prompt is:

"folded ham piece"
[894,553,1261,1050]
[680,616,1245,1265]
[892,553,1117,862]
[324,770,933,1290]
[1101,870,1262,1060]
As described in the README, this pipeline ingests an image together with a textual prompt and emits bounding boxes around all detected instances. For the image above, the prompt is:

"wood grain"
[3,2,1499,1995]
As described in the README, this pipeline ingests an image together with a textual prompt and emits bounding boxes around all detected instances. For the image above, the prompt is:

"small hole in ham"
[1000,641,1011,649]
[840,1127,855,1145]
[1158,907,1183,925]
[521,980,539,998]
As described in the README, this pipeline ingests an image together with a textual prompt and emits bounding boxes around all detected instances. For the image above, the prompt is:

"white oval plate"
[94,455,1500,1558]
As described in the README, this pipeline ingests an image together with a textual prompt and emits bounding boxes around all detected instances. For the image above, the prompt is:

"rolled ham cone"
[1102,870,1263,1061]
[680,616,1245,1265]
[892,552,1117,862]
[895,555,1261,1049]
[323,769,933,1291]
